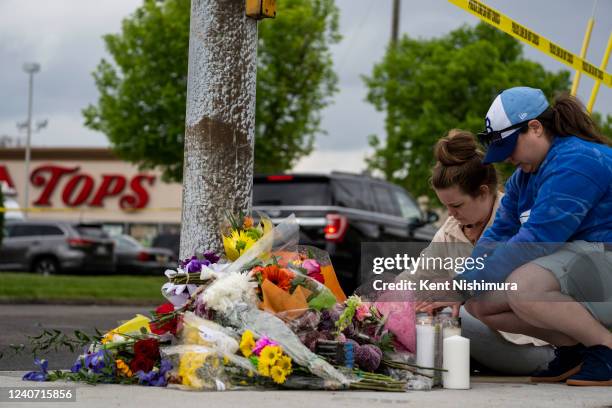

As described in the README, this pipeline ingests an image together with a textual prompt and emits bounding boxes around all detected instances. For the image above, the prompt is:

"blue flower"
[70,350,113,374]
[23,358,49,382]
[135,359,172,387]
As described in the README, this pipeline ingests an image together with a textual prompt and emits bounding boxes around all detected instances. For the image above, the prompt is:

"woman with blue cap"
[417,87,612,386]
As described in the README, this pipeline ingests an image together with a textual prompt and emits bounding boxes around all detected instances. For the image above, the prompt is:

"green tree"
[593,112,612,138]
[83,0,340,181]
[363,23,571,200]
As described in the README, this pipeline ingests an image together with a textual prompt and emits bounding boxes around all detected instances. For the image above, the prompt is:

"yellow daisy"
[276,355,292,375]
[260,346,281,365]
[270,365,287,384]
[240,330,256,357]
[258,360,272,376]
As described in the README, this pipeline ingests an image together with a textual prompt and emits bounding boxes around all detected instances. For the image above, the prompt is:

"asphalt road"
[0,304,154,371]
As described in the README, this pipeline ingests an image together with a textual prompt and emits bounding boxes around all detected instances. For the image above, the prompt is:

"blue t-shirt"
[458,135,612,287]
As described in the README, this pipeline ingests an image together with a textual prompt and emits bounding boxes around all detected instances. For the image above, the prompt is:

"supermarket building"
[0,147,183,242]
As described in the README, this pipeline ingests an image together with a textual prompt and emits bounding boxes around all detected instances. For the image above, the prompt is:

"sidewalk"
[1,372,610,408]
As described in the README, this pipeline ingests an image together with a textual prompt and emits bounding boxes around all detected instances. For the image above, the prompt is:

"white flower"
[199,265,219,281]
[200,272,258,314]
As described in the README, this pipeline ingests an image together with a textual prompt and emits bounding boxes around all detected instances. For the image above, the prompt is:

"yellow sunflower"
[239,330,256,357]
[270,365,287,384]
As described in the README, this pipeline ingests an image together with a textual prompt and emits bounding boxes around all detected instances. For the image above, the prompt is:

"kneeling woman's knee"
[505,263,543,309]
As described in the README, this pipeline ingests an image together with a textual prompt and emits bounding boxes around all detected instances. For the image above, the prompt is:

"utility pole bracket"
[246,0,276,20]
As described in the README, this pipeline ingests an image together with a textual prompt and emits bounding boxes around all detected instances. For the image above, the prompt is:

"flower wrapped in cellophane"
[221,211,273,261]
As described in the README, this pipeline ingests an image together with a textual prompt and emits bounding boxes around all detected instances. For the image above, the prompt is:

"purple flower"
[23,358,48,382]
[178,252,218,272]
[186,256,203,273]
[252,336,278,356]
[203,251,220,264]
[135,359,172,387]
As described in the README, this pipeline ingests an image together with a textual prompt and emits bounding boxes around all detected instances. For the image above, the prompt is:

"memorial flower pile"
[20,212,436,391]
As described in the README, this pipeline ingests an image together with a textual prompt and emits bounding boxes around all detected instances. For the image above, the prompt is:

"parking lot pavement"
[0,371,611,408]
[0,304,153,371]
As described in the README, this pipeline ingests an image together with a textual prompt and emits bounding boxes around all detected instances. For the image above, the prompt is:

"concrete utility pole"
[180,0,258,259]
[391,0,400,46]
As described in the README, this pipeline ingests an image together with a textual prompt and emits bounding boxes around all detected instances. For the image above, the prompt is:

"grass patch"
[0,272,165,303]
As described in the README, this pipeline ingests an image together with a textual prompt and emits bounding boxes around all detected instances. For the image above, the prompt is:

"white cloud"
[293,148,370,174]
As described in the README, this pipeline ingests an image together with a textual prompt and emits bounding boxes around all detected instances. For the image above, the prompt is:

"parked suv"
[0,220,115,275]
[253,172,438,292]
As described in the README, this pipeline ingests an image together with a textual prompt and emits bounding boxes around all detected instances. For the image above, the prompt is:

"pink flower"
[252,336,278,356]
[355,304,372,321]
[302,259,325,284]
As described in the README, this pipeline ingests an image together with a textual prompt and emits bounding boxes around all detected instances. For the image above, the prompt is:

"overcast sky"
[1,0,610,174]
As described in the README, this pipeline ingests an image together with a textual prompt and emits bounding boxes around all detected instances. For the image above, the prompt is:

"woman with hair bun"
[400,129,554,375]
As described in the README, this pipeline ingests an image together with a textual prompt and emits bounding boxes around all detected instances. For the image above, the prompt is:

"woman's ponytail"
[538,93,611,146]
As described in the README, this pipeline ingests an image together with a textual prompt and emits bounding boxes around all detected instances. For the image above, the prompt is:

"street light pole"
[22,62,40,219]
[391,0,401,45]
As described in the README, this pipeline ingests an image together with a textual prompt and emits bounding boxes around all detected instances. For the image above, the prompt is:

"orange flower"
[243,216,254,229]
[255,264,295,291]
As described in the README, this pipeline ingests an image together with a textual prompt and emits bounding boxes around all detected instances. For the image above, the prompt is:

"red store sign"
[1,164,156,210]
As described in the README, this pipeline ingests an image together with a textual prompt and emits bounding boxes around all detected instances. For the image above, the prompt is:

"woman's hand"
[413,277,464,317]
[415,300,462,317]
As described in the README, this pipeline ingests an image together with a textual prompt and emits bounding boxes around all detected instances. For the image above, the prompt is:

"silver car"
[0,221,115,275]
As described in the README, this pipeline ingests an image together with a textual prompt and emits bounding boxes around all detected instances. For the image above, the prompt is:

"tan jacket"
[415,192,547,347]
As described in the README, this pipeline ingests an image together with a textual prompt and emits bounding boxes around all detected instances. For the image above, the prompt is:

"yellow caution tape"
[448,0,612,87]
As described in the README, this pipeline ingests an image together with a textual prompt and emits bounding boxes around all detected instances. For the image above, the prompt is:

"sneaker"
[530,344,585,383]
[566,345,612,386]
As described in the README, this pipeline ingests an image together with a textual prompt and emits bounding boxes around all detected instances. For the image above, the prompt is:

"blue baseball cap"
[480,87,550,164]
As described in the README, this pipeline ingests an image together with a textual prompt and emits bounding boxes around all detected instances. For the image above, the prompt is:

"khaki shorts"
[532,241,612,328]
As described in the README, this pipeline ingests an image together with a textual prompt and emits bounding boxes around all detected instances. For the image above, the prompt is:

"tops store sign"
[0,164,156,210]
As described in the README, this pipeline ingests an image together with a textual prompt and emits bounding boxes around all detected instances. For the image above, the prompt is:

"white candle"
[442,335,470,389]
[443,326,462,339]
[416,324,436,377]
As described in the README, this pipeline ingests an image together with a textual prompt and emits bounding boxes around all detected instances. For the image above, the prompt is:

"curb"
[0,298,160,306]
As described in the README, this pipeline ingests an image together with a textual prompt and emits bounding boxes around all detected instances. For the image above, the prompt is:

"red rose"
[308,271,325,284]
[134,338,160,361]
[149,303,178,335]
[129,355,155,373]
[155,302,174,315]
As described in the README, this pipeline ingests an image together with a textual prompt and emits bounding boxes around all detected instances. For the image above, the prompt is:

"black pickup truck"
[253,172,438,293]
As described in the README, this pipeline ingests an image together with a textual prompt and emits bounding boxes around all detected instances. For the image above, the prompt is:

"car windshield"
[114,235,141,249]
[75,226,109,239]
[253,180,332,206]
